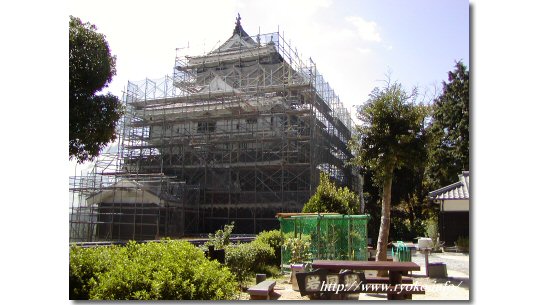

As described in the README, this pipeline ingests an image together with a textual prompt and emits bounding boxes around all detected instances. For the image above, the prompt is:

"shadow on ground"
[412,274,470,291]
[269,291,282,300]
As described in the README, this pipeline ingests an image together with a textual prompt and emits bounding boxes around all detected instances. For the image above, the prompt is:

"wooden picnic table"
[312,260,422,300]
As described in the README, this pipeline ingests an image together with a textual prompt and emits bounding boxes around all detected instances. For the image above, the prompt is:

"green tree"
[69,16,122,163]
[302,172,360,214]
[349,78,428,262]
[427,61,469,188]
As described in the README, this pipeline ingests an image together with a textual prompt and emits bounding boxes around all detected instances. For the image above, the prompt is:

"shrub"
[253,230,284,266]
[424,217,438,240]
[205,222,235,250]
[250,241,276,272]
[424,216,443,251]
[69,244,125,299]
[283,237,312,265]
[69,240,239,300]
[224,243,255,287]
[255,264,282,277]
[225,241,275,287]
[455,236,469,253]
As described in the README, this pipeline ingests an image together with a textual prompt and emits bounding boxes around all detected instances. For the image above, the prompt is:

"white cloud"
[68,0,380,118]
[345,16,382,42]
[357,47,372,54]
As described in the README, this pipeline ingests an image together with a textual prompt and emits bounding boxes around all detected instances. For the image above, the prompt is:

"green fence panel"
[278,214,369,268]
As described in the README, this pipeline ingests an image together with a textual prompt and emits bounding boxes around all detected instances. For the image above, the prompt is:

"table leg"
[388,271,404,300]
[425,249,430,277]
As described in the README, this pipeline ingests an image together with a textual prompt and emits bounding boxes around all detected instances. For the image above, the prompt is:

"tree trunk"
[359,174,365,214]
[376,166,394,276]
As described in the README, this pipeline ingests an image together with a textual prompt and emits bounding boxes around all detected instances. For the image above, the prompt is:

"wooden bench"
[364,276,416,299]
[295,268,424,300]
[366,276,413,284]
[361,284,425,296]
[311,260,424,300]
[247,280,276,300]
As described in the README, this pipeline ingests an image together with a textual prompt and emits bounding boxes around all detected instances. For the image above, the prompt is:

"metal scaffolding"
[69,17,358,241]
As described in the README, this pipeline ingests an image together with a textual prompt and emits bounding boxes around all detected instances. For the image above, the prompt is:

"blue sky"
[67,0,469,175]
[68,0,469,114]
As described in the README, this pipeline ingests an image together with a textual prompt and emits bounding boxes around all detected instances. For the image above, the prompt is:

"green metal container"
[392,241,412,262]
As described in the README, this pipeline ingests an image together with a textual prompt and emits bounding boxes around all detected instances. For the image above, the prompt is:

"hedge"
[224,241,275,287]
[69,240,239,300]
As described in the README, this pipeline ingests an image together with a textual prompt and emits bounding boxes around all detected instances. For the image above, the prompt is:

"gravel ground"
[412,251,470,276]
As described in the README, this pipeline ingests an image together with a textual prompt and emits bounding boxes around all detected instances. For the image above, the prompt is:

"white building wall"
[441,199,469,212]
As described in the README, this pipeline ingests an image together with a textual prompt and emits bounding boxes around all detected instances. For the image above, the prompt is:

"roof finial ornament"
[233,13,242,35]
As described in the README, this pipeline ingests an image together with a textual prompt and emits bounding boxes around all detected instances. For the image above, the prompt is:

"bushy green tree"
[349,78,428,262]
[302,172,360,214]
[427,61,469,188]
[69,16,123,163]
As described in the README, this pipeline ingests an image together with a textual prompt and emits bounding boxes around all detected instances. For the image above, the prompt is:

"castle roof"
[211,14,258,54]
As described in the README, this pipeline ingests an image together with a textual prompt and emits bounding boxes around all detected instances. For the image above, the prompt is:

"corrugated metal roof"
[429,171,469,201]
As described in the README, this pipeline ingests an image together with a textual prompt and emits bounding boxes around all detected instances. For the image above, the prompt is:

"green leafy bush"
[455,236,469,253]
[252,241,276,269]
[224,243,255,287]
[255,264,282,277]
[225,241,275,287]
[253,230,284,266]
[205,222,235,250]
[283,237,312,265]
[423,216,443,251]
[69,244,125,299]
[69,240,239,300]
[424,217,438,240]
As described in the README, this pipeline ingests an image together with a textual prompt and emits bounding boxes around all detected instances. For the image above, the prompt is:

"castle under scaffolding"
[69,16,360,242]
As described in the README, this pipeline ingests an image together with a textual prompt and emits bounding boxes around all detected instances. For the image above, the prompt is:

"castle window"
[197,121,216,133]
